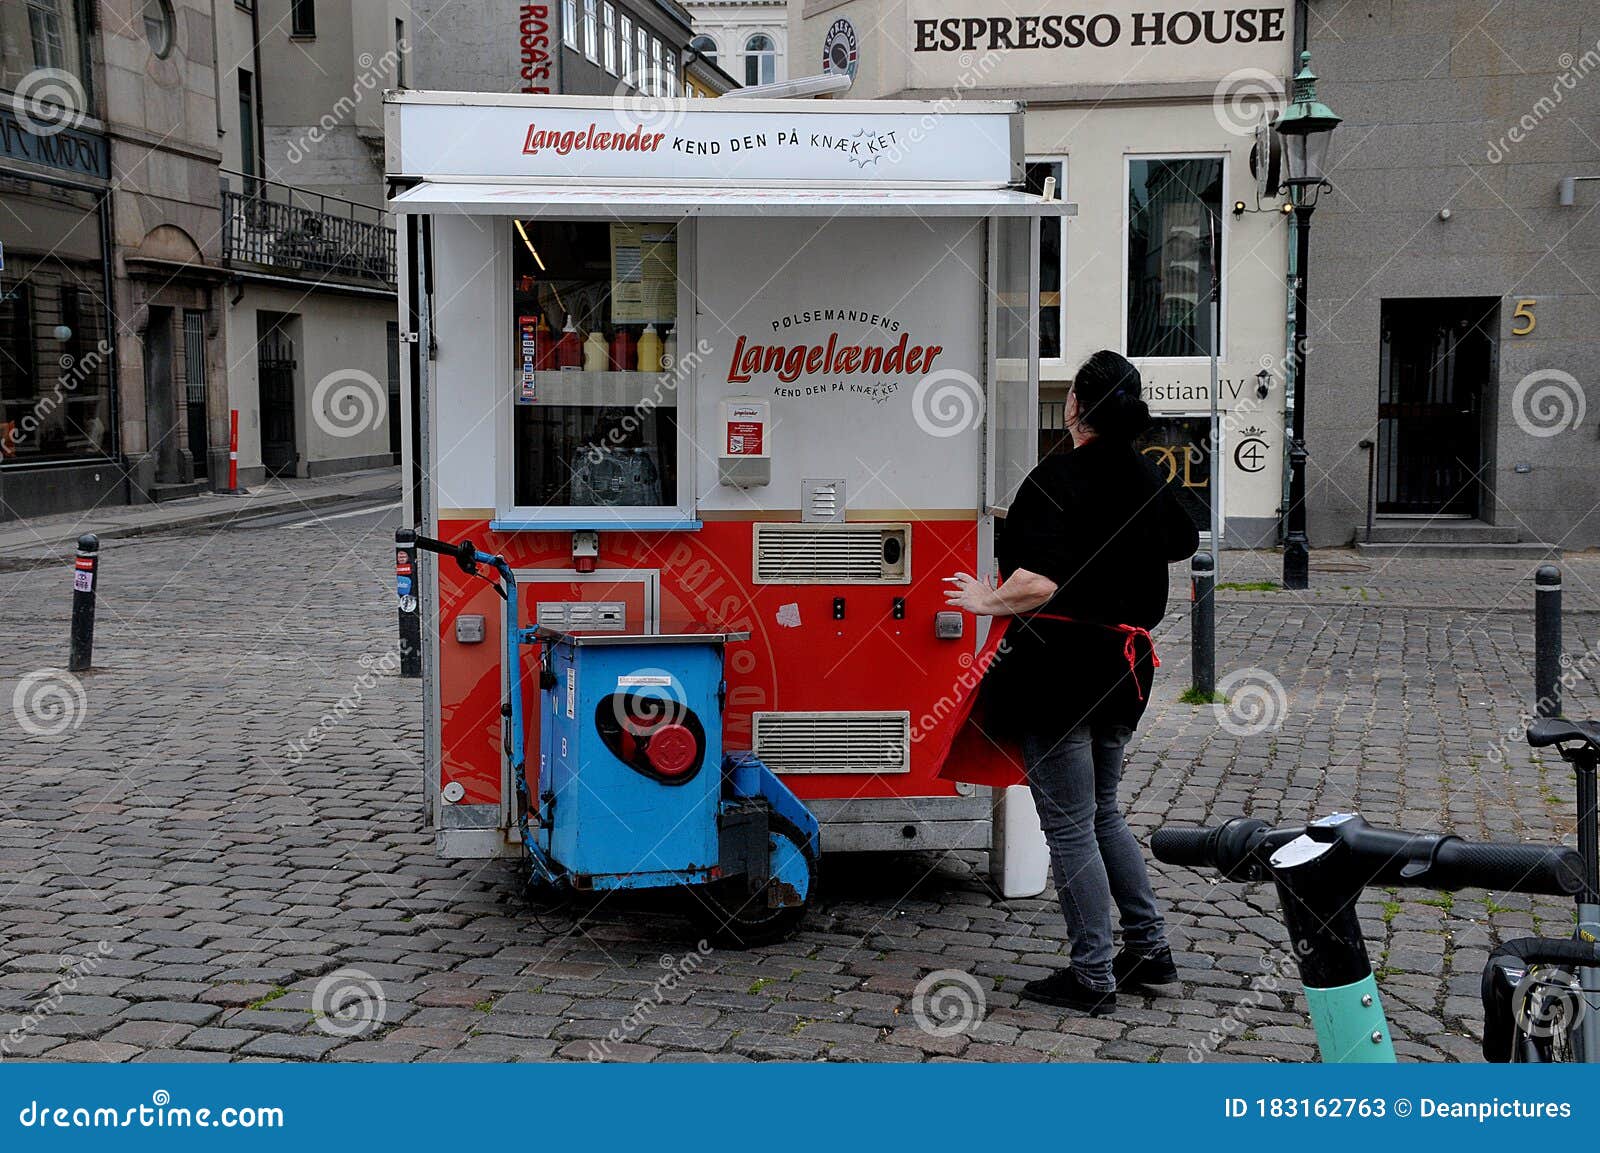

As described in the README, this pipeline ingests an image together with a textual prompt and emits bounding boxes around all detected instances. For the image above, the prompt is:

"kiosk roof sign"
[386,92,1023,186]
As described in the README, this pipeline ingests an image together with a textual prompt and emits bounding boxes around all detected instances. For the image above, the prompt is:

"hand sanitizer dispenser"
[718,397,771,488]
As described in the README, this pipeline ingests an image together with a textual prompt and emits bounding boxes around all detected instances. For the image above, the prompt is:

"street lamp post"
[1274,51,1341,590]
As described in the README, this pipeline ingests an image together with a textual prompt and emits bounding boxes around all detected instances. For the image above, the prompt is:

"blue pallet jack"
[404,532,819,946]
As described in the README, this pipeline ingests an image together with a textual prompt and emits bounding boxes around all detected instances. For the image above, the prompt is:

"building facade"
[1,0,116,518]
[394,1,695,98]
[211,0,722,488]
[215,0,400,485]
[106,0,234,501]
[555,0,694,95]
[1,0,229,519]
[684,1,786,88]
[792,1,1298,546]
[1303,0,1600,550]
[1,0,403,516]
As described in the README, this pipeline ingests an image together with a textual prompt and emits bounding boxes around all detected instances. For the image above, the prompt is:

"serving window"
[508,219,683,512]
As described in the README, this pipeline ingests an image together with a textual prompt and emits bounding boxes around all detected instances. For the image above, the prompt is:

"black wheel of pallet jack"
[685,813,817,948]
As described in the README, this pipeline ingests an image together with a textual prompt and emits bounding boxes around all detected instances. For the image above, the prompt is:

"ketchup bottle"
[555,315,582,369]
[609,327,635,371]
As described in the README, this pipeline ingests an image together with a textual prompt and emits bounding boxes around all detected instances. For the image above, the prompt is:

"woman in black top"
[945,350,1198,1014]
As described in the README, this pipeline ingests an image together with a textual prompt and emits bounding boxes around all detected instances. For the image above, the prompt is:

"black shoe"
[1113,945,1180,989]
[1020,969,1117,1015]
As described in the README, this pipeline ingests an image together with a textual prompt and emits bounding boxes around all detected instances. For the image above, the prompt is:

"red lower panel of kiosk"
[432,517,979,810]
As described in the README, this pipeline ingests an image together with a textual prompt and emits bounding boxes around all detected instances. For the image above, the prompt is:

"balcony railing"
[221,173,395,287]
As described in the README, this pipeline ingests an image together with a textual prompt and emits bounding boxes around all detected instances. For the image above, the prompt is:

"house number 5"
[1512,298,1537,336]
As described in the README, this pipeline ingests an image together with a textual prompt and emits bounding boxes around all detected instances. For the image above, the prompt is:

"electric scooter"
[1152,783,1597,1062]
[402,531,820,946]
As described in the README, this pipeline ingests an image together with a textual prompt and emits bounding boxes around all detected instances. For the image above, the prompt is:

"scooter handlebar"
[1430,838,1586,898]
[1153,815,1587,898]
[1149,826,1219,869]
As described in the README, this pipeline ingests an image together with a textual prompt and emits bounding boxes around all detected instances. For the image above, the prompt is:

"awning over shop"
[389,182,1076,218]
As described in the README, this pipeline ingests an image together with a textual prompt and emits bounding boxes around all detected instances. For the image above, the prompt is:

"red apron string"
[1024,613,1159,702]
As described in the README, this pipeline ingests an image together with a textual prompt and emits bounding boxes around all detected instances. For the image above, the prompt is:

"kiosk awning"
[390,182,1076,218]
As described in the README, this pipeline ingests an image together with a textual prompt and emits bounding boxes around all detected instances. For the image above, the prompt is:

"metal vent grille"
[752,523,909,584]
[752,711,911,775]
[802,478,845,522]
[534,601,626,631]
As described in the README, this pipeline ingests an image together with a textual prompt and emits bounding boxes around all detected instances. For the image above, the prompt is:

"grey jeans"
[1021,723,1169,992]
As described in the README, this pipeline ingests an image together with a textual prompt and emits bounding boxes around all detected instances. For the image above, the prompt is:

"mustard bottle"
[637,324,662,373]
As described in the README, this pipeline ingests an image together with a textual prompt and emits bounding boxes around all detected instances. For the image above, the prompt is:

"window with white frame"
[602,3,616,73]
[1126,156,1224,359]
[664,48,677,96]
[650,37,661,95]
[562,0,577,47]
[636,31,648,90]
[583,0,598,62]
[744,33,775,87]
[509,220,682,510]
[688,34,716,63]
[1025,160,1066,361]
[620,15,632,82]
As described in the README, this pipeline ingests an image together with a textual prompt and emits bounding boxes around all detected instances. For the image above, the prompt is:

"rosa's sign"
[517,4,552,95]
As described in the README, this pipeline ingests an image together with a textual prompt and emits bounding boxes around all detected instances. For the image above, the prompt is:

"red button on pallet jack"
[644,723,699,777]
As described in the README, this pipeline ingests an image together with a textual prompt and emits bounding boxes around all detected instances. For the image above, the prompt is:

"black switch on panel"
[892,597,905,620]
[833,596,845,620]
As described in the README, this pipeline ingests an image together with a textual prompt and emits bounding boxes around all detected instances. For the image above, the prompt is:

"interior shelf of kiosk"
[521,370,678,407]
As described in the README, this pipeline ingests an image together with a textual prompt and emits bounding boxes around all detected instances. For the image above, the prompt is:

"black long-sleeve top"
[988,438,1200,736]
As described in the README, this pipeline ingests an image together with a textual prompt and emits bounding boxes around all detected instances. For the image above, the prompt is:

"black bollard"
[1191,551,1215,698]
[69,534,99,673]
[396,528,422,678]
[1535,563,1561,719]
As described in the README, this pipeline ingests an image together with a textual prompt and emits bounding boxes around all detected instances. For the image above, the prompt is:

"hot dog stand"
[384,90,1073,912]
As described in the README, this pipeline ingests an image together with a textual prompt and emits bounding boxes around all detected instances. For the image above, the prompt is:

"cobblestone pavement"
[2,516,1597,1063]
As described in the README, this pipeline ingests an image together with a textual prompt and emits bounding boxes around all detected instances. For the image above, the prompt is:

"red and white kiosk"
[385,90,1072,896]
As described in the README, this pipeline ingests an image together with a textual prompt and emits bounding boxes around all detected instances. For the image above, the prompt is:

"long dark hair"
[1072,350,1152,441]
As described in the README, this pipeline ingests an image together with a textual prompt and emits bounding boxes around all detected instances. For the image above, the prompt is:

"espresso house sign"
[903,2,1290,88]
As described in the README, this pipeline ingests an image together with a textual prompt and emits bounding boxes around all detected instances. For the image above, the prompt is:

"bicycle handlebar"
[1152,815,1585,898]
[402,531,515,586]
[410,533,478,571]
